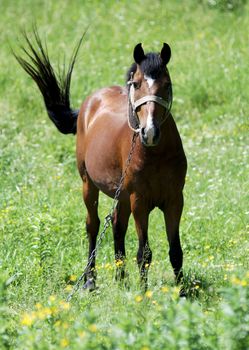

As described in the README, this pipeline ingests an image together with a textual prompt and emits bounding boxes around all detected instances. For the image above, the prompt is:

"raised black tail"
[13,29,85,134]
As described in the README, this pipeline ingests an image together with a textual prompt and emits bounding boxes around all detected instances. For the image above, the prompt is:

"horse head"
[127,43,172,147]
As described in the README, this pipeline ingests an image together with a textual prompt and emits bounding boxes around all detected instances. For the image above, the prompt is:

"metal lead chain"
[66,132,138,302]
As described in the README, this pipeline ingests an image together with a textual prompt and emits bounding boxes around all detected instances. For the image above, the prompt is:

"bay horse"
[14,31,187,292]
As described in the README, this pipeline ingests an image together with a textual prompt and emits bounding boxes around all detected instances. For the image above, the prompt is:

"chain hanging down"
[66,132,138,302]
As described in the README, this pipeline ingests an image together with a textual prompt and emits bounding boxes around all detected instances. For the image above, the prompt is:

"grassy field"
[1,0,249,349]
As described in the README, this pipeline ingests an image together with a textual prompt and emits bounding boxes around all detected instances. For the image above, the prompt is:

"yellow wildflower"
[145,290,153,298]
[60,338,69,348]
[231,276,248,286]
[105,263,111,269]
[135,295,143,303]
[88,324,97,333]
[115,259,123,267]
[36,307,52,320]
[43,307,52,316]
[20,312,35,326]
[49,295,56,302]
[64,285,73,292]
[240,280,247,287]
[231,276,241,285]
[59,301,70,311]
[35,303,42,310]
[161,286,169,293]
[50,306,58,315]
[69,274,77,282]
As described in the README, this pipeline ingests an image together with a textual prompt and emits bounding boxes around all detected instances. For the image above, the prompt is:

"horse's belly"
[86,158,122,198]
[84,129,124,198]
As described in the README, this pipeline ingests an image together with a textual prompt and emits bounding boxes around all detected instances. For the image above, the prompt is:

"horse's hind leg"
[82,176,100,291]
[163,192,184,285]
[112,201,131,282]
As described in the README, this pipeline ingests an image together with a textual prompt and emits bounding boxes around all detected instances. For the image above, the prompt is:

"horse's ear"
[133,43,146,64]
[160,43,171,65]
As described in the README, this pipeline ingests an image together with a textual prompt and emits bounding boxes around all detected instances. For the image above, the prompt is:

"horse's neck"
[153,116,184,155]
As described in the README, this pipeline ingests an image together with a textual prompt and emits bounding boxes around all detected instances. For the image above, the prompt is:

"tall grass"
[0,0,249,349]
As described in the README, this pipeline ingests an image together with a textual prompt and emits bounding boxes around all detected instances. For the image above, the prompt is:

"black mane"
[126,52,164,82]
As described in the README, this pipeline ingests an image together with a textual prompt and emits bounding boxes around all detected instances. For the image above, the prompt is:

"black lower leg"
[112,205,130,282]
[169,235,183,284]
[83,217,100,290]
[137,243,152,291]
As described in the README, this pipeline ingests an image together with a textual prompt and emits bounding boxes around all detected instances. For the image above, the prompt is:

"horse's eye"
[133,81,140,90]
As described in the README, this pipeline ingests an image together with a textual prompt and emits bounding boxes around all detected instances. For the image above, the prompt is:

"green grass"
[1,0,249,349]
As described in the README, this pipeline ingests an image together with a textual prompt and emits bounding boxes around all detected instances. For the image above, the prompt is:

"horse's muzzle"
[140,126,160,147]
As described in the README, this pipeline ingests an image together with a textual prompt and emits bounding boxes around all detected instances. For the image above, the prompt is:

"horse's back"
[77,86,127,134]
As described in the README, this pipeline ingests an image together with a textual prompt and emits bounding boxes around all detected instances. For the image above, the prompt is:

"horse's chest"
[127,160,178,206]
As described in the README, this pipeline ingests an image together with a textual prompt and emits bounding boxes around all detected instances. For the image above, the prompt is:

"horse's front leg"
[163,192,184,285]
[112,201,131,283]
[130,194,152,291]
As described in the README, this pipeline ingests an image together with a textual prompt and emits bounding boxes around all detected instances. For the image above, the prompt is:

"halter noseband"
[127,78,172,133]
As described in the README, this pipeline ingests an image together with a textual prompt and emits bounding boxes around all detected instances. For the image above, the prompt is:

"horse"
[14,30,187,292]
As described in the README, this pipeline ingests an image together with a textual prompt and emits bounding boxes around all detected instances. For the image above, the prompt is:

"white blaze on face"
[144,74,155,89]
[142,74,157,145]
[145,111,155,145]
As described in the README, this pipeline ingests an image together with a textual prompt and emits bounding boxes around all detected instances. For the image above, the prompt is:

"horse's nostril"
[140,127,148,146]
[141,127,146,136]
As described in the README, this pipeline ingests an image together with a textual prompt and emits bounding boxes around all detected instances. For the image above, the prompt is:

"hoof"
[179,286,187,298]
[82,278,96,292]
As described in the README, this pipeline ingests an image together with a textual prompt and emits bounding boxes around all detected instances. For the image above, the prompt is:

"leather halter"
[127,81,172,132]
